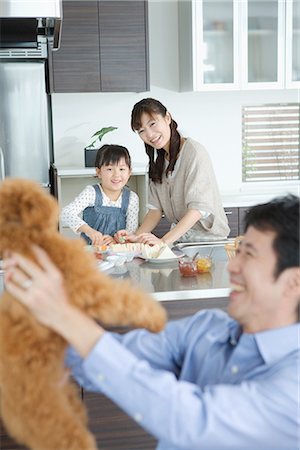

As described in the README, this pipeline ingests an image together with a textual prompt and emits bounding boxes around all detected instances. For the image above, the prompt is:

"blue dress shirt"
[66,309,299,450]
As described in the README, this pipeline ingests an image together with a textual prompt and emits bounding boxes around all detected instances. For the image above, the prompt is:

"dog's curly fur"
[0,178,167,450]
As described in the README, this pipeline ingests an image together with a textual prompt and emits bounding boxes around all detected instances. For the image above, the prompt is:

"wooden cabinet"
[224,207,239,237]
[98,1,149,92]
[225,206,250,237]
[238,206,250,235]
[49,0,149,93]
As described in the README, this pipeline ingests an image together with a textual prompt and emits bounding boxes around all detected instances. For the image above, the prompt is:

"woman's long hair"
[131,98,181,183]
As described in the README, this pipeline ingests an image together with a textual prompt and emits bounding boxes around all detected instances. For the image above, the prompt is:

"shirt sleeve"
[126,191,139,234]
[148,180,163,212]
[60,185,96,233]
[80,333,295,450]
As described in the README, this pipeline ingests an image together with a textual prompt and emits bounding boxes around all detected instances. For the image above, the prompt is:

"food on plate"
[109,243,178,260]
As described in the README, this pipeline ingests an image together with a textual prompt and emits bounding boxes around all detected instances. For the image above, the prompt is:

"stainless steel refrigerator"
[0,60,52,187]
[0,0,62,188]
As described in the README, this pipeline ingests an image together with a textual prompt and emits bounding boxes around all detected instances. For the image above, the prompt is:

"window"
[242,103,300,182]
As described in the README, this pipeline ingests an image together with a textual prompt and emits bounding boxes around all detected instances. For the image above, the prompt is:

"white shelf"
[55,162,147,178]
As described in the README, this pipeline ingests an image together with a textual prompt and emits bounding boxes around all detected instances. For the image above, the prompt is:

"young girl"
[61,144,139,246]
[116,98,229,245]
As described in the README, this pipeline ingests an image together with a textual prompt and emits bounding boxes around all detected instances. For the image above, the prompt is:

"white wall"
[52,0,299,193]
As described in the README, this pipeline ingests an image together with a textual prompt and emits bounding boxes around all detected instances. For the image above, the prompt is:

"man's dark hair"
[244,194,299,277]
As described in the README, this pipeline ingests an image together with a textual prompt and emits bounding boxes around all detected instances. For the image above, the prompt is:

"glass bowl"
[195,256,213,273]
[178,257,198,277]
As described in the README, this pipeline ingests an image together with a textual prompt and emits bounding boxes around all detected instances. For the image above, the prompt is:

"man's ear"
[283,267,300,301]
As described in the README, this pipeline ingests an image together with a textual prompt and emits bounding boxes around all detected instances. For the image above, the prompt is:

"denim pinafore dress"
[81,184,130,244]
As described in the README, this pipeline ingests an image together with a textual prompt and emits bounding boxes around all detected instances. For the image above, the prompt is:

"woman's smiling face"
[136,112,171,152]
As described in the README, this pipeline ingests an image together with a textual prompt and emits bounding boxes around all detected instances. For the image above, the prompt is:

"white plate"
[97,261,115,271]
[140,255,182,264]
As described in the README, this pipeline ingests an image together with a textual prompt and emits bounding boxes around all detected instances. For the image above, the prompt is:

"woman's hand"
[3,246,104,357]
[102,235,115,245]
[114,231,139,244]
[114,230,128,243]
[136,233,162,246]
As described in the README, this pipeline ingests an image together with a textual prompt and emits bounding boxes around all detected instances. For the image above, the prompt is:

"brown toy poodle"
[0,178,167,450]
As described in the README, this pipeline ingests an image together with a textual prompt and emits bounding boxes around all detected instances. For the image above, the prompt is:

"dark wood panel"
[224,207,239,238]
[51,1,101,92]
[98,0,149,92]
[162,297,229,321]
[238,206,251,235]
[151,216,171,238]
[83,392,157,450]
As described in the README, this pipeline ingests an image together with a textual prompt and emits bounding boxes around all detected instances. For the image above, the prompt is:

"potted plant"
[84,126,118,167]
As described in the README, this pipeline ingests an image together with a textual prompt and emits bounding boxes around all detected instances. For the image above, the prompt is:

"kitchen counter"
[105,256,230,302]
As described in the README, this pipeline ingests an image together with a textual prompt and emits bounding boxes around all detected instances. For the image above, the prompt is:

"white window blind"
[242,103,300,182]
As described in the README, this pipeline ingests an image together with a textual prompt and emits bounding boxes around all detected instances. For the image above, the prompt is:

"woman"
[116,98,229,246]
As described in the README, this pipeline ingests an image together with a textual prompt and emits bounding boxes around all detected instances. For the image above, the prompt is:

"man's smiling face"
[227,226,295,333]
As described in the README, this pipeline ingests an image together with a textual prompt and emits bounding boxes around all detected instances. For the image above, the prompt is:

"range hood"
[0,0,62,50]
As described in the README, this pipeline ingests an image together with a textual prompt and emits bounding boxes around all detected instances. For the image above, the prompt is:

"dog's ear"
[0,178,59,231]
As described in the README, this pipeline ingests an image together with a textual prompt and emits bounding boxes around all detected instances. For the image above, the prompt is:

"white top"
[61,184,139,235]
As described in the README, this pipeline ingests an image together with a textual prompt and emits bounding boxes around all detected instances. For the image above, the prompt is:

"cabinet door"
[286,0,300,88]
[200,0,239,90]
[224,207,239,237]
[242,0,285,88]
[50,1,101,93]
[98,0,149,92]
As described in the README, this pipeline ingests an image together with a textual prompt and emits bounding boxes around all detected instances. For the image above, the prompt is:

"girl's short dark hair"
[95,144,131,169]
[131,98,181,183]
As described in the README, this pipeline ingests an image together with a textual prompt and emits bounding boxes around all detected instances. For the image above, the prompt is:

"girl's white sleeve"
[126,191,139,234]
[60,185,96,233]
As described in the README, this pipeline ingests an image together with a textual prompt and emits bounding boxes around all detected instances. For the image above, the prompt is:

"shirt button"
[134,413,143,422]
[230,338,237,346]
[97,373,106,382]
[231,365,239,374]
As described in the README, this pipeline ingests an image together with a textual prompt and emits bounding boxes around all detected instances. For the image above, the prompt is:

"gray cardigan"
[148,138,230,241]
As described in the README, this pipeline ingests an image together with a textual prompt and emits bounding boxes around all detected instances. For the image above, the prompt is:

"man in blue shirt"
[4,194,300,450]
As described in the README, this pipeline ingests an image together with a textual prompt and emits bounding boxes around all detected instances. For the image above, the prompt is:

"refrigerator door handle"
[0,146,5,181]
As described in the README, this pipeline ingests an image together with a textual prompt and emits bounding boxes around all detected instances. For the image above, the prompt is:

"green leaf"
[88,126,118,148]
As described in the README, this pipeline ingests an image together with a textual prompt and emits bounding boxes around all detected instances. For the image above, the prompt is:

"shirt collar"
[211,318,299,363]
[254,323,300,364]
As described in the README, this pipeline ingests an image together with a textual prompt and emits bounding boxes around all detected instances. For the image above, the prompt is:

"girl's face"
[135,112,171,152]
[96,158,131,196]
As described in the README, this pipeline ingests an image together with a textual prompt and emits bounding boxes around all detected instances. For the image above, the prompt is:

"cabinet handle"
[225,211,233,215]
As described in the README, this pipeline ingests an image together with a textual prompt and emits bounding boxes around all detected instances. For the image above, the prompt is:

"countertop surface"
[104,257,230,301]
[0,257,230,302]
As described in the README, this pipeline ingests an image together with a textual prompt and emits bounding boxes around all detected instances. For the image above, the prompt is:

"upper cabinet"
[179,0,299,91]
[286,0,300,88]
[49,0,149,93]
